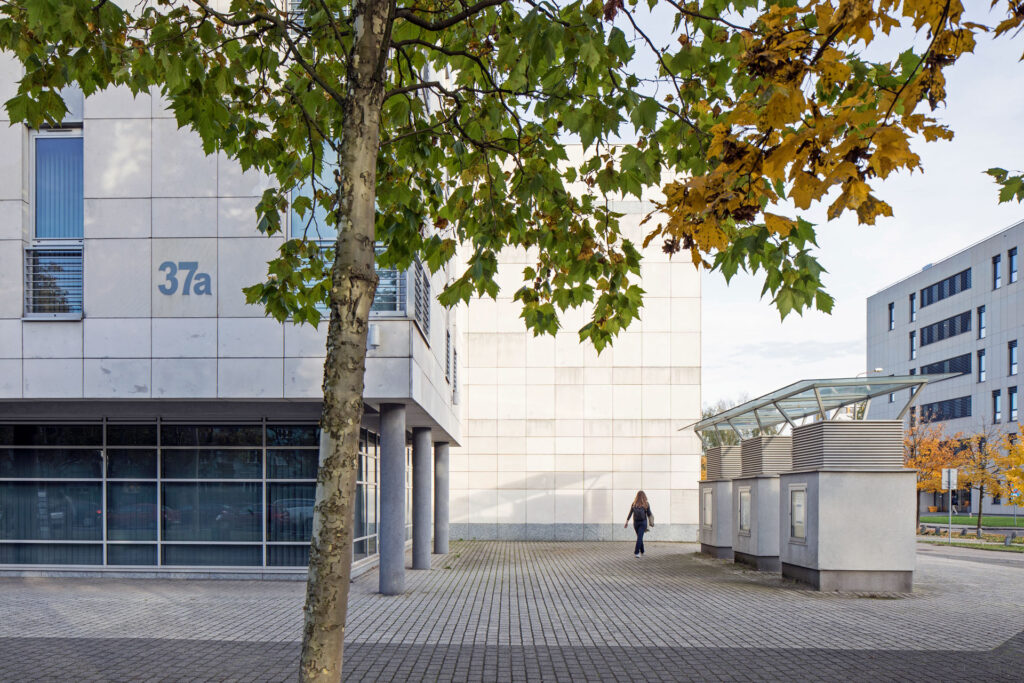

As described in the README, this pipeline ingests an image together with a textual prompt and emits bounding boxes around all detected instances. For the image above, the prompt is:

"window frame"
[737,487,751,535]
[788,486,807,542]
[1011,247,1019,284]
[978,349,986,383]
[25,127,85,321]
[993,389,1002,423]
[993,254,1002,290]
[909,331,916,360]
[909,293,916,322]
[888,302,895,331]
[1010,386,1018,423]
[0,421,340,570]
[978,305,986,339]
[1010,340,1018,377]
[701,488,713,529]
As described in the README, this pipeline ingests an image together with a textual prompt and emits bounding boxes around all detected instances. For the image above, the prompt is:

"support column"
[434,441,450,555]
[379,403,406,595]
[412,427,432,570]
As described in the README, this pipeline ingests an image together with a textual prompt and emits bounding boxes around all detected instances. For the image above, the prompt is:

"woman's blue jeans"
[633,521,647,554]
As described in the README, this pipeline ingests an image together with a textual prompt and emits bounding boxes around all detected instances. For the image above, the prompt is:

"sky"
[697,14,1024,408]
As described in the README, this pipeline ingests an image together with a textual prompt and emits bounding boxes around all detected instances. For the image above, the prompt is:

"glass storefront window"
[0,448,102,478]
[162,482,262,542]
[160,425,263,447]
[267,482,316,542]
[108,544,157,565]
[0,424,101,446]
[162,544,261,566]
[267,449,318,479]
[405,446,413,541]
[107,482,158,540]
[268,545,309,567]
[0,482,102,540]
[161,449,262,479]
[0,422,375,568]
[266,425,319,447]
[0,543,101,565]
[106,450,157,479]
[106,424,157,446]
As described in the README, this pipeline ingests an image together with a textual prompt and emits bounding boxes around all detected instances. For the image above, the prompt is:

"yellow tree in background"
[998,429,1024,509]
[644,1,1024,318]
[961,425,1007,532]
[904,422,962,523]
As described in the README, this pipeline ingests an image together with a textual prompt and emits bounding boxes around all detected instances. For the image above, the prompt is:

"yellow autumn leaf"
[790,172,821,210]
[763,135,799,180]
[764,212,797,237]
[869,126,920,178]
[763,85,806,128]
[856,195,894,224]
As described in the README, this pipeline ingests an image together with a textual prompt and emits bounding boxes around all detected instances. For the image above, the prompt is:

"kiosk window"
[738,490,751,532]
[790,489,806,540]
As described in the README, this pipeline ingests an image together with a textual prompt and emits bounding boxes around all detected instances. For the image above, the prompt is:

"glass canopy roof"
[687,375,958,437]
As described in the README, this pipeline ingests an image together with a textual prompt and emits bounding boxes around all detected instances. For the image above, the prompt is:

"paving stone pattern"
[0,541,1022,681]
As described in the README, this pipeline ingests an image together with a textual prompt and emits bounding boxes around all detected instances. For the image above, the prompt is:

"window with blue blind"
[25,131,85,317]
[35,137,84,239]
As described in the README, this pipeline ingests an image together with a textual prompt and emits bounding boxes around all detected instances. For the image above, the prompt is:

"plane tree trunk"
[975,485,984,535]
[298,0,393,680]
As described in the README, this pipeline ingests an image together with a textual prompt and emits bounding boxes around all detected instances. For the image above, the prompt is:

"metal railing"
[24,246,84,316]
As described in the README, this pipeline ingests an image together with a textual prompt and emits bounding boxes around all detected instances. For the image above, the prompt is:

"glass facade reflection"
[0,422,383,568]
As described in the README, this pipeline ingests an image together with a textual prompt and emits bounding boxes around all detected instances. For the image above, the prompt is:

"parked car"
[269,498,315,538]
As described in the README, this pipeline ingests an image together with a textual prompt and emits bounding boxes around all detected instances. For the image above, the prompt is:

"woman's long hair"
[632,490,649,509]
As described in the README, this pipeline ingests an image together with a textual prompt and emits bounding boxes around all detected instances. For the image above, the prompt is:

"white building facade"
[0,53,702,576]
[0,55,460,575]
[452,209,703,542]
[866,219,1024,515]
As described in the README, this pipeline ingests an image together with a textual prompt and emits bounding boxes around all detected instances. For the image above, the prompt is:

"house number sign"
[157,261,213,295]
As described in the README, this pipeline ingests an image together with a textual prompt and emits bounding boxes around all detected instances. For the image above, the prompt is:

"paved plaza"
[0,541,1021,681]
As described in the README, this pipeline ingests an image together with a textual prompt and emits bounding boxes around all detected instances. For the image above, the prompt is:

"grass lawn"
[918,514,1024,528]
[919,539,1024,553]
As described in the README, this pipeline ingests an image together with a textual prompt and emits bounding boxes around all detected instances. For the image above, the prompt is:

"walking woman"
[624,490,654,557]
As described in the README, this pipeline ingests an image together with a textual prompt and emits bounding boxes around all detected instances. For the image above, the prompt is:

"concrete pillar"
[434,441,450,554]
[412,427,432,569]
[379,403,406,595]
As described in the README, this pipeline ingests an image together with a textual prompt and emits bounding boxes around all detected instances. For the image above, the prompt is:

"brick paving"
[0,541,1022,681]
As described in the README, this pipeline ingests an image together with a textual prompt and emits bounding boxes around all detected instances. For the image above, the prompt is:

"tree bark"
[915,481,920,529]
[298,0,393,680]
[975,485,984,534]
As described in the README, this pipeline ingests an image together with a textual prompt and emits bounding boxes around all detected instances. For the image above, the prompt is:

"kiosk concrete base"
[734,551,780,572]
[700,544,734,560]
[782,563,913,592]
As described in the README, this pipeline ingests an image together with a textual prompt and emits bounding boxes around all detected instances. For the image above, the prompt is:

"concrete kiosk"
[689,376,949,593]
[732,435,792,571]
[779,420,916,592]
[699,445,741,559]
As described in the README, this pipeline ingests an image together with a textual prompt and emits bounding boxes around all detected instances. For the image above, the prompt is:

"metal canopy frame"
[686,374,958,437]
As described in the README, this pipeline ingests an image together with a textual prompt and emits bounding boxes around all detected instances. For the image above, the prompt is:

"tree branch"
[380,103,462,147]
[395,0,508,31]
